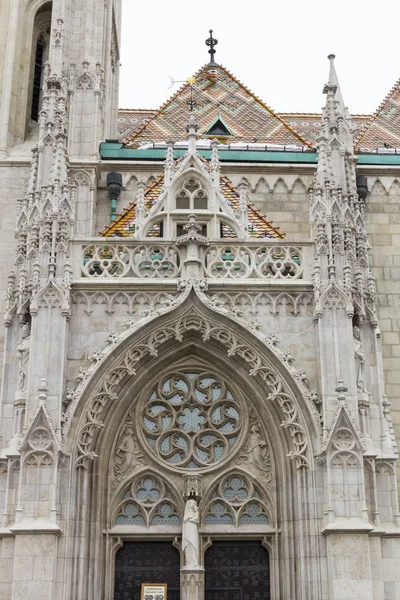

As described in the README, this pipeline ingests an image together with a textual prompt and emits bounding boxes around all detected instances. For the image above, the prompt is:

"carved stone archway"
[61,289,323,600]
[64,287,320,469]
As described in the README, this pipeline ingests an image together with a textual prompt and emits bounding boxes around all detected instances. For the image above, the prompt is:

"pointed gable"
[101,171,284,239]
[355,78,400,151]
[125,64,313,148]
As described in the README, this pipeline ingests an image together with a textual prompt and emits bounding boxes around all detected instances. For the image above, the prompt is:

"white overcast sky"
[119,0,399,115]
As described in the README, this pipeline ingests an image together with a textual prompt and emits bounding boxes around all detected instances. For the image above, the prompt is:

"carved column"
[181,475,204,600]
[181,568,205,600]
[176,214,209,280]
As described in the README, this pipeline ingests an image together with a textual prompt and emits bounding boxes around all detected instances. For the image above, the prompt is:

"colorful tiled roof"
[117,70,400,152]
[118,109,156,141]
[354,78,400,151]
[124,64,313,149]
[101,172,284,240]
[117,108,373,149]
[280,113,371,147]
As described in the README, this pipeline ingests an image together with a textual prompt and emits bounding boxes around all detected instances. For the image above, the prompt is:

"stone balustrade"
[72,239,313,283]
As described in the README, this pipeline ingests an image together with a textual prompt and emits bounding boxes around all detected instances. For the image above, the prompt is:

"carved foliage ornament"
[71,307,311,470]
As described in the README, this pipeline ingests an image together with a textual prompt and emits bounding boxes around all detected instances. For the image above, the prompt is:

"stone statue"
[17,323,30,390]
[353,325,365,392]
[115,426,137,475]
[182,499,200,567]
[241,423,271,474]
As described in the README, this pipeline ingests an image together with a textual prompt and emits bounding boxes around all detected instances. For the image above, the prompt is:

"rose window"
[142,371,242,469]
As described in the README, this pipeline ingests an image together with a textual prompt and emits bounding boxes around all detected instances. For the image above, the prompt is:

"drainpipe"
[107,171,122,221]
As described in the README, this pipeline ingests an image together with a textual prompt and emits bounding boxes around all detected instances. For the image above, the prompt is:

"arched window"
[175,178,208,210]
[30,3,52,122]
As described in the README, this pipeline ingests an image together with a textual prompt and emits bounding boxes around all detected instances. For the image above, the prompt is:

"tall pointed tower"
[0,3,121,599]
[0,0,121,158]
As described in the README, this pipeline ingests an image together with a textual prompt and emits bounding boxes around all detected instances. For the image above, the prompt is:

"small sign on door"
[141,583,167,600]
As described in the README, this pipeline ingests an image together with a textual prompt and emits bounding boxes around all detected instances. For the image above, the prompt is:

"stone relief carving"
[17,323,30,391]
[206,291,313,318]
[321,383,365,455]
[72,290,180,317]
[69,302,313,469]
[183,474,203,499]
[182,499,200,567]
[113,412,146,489]
[20,380,60,468]
[236,417,272,488]
[353,325,365,392]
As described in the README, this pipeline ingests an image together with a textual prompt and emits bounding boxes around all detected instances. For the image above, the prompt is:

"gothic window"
[114,474,181,527]
[175,179,208,210]
[31,41,45,121]
[204,473,270,526]
[141,371,242,470]
[30,4,52,122]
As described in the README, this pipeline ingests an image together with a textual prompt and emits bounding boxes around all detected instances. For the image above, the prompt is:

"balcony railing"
[72,239,312,282]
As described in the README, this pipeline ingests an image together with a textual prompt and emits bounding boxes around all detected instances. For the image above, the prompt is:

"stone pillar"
[181,566,205,600]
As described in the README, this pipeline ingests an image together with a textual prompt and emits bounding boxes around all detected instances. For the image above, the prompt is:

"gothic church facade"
[0,2,400,599]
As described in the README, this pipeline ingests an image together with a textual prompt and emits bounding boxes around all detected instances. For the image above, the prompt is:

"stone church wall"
[227,171,313,241]
[367,176,400,481]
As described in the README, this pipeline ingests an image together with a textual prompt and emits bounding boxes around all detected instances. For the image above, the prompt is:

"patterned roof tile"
[124,65,313,148]
[280,113,370,147]
[118,109,157,141]
[354,79,400,151]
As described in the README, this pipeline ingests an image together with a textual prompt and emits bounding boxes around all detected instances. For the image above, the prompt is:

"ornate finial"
[205,29,218,66]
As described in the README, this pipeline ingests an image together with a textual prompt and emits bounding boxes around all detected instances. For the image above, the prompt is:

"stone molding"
[64,283,318,469]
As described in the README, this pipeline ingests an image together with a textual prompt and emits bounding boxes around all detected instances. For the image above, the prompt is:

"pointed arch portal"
[62,289,321,600]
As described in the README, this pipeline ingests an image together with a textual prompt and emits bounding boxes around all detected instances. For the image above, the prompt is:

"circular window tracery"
[142,371,242,470]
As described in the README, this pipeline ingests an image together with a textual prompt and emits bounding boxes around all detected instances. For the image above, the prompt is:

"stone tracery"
[203,472,270,526]
[114,473,181,527]
[142,371,242,470]
[69,300,314,470]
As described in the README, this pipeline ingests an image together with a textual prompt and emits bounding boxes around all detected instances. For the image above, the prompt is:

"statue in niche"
[17,323,30,391]
[113,422,144,487]
[182,499,200,568]
[353,325,365,392]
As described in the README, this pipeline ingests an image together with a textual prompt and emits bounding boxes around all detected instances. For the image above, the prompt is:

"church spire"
[326,54,346,114]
